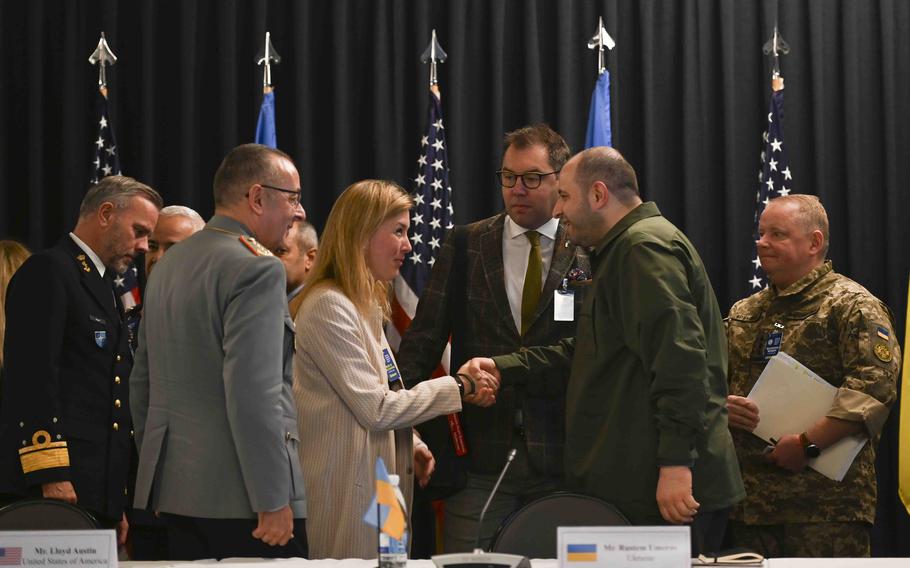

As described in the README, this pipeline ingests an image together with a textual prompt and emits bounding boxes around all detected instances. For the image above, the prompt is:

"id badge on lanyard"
[382,348,402,388]
[764,322,784,360]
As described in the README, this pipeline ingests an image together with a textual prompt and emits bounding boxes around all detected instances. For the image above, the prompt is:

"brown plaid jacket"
[397,213,589,476]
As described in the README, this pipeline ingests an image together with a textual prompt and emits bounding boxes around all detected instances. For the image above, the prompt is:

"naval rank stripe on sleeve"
[18,441,69,473]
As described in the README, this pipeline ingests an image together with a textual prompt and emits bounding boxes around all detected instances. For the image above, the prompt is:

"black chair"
[490,492,629,558]
[0,498,100,530]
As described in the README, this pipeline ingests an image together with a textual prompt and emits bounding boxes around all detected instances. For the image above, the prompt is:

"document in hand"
[746,351,866,481]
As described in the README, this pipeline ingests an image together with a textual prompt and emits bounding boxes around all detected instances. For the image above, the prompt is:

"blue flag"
[584,71,612,148]
[255,90,277,148]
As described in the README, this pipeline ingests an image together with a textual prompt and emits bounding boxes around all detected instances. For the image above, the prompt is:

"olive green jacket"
[494,202,744,524]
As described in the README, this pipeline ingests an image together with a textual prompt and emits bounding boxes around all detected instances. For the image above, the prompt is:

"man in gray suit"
[130,144,308,559]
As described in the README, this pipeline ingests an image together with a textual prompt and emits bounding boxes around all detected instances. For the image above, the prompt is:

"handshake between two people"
[454,357,500,407]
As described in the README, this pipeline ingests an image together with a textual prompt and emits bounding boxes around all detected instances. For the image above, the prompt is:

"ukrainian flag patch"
[567,543,597,562]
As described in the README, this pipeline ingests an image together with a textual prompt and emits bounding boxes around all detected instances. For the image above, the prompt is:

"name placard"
[0,530,117,567]
[558,526,690,568]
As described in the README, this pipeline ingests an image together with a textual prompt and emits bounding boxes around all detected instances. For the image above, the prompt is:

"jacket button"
[112,422,119,431]
[117,355,122,362]
[114,399,121,408]
[114,376,121,384]
[285,431,292,441]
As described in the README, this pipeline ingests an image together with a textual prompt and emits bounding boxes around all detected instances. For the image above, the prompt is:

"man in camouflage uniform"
[726,194,900,557]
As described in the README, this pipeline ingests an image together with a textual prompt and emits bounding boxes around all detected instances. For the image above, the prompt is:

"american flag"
[748,87,793,292]
[0,547,22,566]
[91,87,140,313]
[389,87,455,357]
[90,88,122,184]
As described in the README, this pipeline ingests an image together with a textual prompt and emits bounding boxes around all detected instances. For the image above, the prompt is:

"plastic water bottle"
[379,474,408,568]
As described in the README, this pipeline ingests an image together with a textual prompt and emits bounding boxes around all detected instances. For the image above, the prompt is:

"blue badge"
[94,330,107,348]
[382,348,401,386]
[764,329,782,360]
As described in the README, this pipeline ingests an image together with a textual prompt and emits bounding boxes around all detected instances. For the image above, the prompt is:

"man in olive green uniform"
[474,147,744,555]
[725,195,899,557]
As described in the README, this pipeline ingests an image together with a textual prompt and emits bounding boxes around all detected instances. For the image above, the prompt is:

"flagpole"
[586,16,615,76]
[255,32,281,148]
[88,32,117,99]
[763,24,790,91]
[748,24,793,294]
[584,17,615,148]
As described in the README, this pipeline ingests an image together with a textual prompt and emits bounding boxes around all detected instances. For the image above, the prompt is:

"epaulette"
[239,235,274,257]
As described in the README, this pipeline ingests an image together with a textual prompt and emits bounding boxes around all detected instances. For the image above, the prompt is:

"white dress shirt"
[502,216,559,333]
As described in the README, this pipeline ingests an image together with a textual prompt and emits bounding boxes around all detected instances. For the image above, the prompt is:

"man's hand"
[457,357,501,393]
[656,466,699,524]
[414,443,436,488]
[765,433,807,472]
[117,513,129,546]
[726,395,760,431]
[252,505,294,546]
[42,481,77,504]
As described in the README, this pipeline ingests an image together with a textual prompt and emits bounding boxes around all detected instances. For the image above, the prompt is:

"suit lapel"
[529,221,576,329]
[479,215,519,337]
[61,237,122,325]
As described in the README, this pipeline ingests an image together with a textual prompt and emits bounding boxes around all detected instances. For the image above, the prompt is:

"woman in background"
[293,180,495,559]
[0,240,31,371]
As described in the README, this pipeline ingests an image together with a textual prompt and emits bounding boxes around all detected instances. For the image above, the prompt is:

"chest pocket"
[574,296,597,357]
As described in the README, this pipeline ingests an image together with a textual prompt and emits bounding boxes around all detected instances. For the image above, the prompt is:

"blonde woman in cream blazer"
[293,180,497,559]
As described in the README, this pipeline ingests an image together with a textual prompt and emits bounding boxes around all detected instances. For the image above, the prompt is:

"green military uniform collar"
[593,201,661,257]
[772,259,833,298]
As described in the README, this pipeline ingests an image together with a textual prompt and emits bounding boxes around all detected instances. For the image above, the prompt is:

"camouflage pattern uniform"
[726,260,900,557]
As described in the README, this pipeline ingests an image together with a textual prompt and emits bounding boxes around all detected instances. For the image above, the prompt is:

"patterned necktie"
[520,230,542,336]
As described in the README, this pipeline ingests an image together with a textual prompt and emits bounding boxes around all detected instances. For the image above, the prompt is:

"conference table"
[122,557,909,568]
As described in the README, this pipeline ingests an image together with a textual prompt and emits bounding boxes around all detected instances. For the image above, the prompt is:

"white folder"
[747,351,866,481]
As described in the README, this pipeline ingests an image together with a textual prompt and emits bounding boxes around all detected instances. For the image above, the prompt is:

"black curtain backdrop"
[1,0,908,555]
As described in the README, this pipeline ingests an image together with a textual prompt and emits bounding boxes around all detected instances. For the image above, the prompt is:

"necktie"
[520,230,542,336]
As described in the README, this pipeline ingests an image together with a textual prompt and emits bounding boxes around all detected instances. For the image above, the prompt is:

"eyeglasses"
[260,183,302,206]
[496,169,560,189]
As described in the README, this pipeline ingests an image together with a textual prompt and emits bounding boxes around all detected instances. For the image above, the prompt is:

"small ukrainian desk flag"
[566,543,598,562]
[363,457,406,540]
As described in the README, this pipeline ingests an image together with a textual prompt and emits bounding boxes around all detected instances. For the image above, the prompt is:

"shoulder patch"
[874,343,893,363]
[239,235,273,257]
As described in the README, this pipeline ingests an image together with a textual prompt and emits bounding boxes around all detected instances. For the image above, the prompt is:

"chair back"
[0,498,100,530]
[490,492,629,558]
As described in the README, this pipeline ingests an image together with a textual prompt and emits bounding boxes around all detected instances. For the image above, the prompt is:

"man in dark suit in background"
[0,175,162,543]
[397,124,589,552]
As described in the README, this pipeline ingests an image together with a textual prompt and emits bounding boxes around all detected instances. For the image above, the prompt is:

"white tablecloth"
[121,557,910,568]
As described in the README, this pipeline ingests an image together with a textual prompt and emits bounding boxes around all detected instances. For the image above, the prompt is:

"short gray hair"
[159,205,205,231]
[769,194,830,256]
[213,144,295,207]
[79,175,163,218]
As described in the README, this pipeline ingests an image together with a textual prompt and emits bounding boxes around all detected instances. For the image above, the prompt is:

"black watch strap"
[799,431,821,458]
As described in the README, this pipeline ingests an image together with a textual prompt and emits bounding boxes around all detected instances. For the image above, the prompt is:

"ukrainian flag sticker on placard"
[566,543,598,562]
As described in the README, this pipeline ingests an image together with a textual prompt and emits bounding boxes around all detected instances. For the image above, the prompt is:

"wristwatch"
[454,375,465,397]
[799,432,821,458]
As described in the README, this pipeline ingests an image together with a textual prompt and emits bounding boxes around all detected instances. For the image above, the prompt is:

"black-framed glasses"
[260,183,302,206]
[496,169,560,189]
